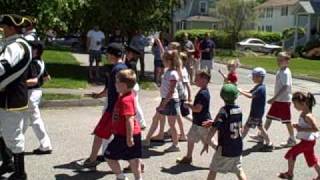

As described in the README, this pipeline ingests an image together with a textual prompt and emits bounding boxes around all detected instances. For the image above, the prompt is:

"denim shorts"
[89,50,102,63]
[158,98,180,116]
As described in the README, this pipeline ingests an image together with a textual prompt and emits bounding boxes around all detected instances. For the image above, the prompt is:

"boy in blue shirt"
[176,70,215,164]
[202,84,247,180]
[238,67,273,149]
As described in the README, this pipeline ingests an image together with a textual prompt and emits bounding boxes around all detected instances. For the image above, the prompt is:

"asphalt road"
[4,53,320,180]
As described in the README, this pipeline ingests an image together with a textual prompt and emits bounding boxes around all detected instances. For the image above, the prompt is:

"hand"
[267,98,275,104]
[202,120,214,128]
[237,87,243,93]
[127,138,134,147]
[200,143,209,155]
[156,105,164,112]
[91,92,100,99]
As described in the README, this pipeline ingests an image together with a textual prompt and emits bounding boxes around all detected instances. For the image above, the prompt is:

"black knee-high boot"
[0,137,14,176]
[8,153,27,180]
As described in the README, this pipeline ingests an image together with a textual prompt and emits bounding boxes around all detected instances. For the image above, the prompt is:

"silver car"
[236,38,282,54]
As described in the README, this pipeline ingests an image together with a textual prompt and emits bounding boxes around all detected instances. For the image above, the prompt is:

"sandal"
[278,172,293,179]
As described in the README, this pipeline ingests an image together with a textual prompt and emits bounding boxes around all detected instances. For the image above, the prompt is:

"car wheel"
[244,47,251,51]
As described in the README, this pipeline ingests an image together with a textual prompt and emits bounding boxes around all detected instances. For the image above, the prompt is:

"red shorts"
[285,140,318,167]
[93,111,112,139]
[267,101,291,123]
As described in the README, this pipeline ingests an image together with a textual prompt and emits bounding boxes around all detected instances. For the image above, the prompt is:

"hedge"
[175,29,281,49]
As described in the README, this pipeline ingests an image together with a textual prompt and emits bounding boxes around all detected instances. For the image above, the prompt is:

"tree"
[216,0,257,46]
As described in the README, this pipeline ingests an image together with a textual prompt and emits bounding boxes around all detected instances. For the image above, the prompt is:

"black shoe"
[32,148,52,155]
[0,162,14,176]
[8,153,27,180]
[0,137,14,176]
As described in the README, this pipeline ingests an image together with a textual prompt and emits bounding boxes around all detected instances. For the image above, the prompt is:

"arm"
[294,114,319,132]
[126,115,135,147]
[185,82,192,102]
[239,89,254,99]
[268,85,289,104]
[218,69,227,80]
[26,78,38,87]
[0,43,25,77]
[200,127,217,155]
[186,103,203,113]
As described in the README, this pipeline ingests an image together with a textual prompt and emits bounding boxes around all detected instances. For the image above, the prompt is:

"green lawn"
[43,50,88,89]
[42,93,82,101]
[217,56,320,81]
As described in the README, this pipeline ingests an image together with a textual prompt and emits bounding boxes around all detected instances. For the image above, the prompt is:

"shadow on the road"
[55,172,109,180]
[242,143,274,157]
[141,148,166,159]
[161,164,209,175]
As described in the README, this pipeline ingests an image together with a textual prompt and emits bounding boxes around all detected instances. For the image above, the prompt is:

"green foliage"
[175,29,281,49]
[216,0,257,43]
[282,27,305,40]
[0,0,177,35]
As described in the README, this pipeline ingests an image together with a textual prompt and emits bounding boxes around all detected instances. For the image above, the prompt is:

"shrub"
[175,29,281,49]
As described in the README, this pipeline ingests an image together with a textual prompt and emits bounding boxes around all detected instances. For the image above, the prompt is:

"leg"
[236,169,247,180]
[88,52,94,80]
[1,111,27,179]
[152,114,165,140]
[241,126,250,139]
[264,118,272,131]
[129,158,142,180]
[167,116,178,146]
[89,135,102,162]
[29,90,52,151]
[107,159,122,177]
[314,163,320,179]
[286,123,295,140]
[95,59,101,80]
[0,137,14,176]
[140,53,145,77]
[287,157,295,176]
[145,112,160,141]
[186,140,195,158]
[257,126,271,144]
[135,93,146,128]
[207,171,217,180]
[176,115,186,140]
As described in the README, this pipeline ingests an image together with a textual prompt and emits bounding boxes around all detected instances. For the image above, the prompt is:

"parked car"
[236,38,282,54]
[51,35,81,48]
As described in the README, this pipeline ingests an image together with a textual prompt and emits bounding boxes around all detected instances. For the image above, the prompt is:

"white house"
[172,0,221,33]
[255,0,320,49]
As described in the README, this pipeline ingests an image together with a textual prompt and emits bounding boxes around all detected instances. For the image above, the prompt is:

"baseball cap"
[220,83,239,104]
[107,43,123,57]
[0,14,31,28]
[251,67,266,77]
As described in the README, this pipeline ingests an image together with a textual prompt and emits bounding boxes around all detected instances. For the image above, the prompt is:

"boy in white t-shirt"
[254,52,296,147]
[86,25,105,82]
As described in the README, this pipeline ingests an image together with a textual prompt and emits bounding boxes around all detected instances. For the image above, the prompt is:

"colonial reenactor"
[0,14,32,180]
[23,16,39,42]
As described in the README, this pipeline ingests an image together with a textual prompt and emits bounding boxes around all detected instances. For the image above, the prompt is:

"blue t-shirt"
[192,88,211,126]
[105,63,127,112]
[213,105,243,157]
[200,39,215,60]
[249,84,266,119]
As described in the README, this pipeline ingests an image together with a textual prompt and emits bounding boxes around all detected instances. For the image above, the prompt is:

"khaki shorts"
[210,147,243,174]
[187,124,209,143]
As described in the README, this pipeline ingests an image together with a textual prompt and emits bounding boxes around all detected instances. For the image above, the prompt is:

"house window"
[281,6,288,16]
[261,26,264,31]
[266,25,272,32]
[266,7,273,18]
[199,1,208,14]
[259,9,265,18]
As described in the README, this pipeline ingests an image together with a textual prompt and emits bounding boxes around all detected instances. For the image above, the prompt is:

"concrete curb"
[215,61,320,83]
[40,98,105,108]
